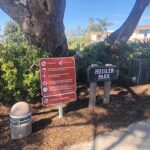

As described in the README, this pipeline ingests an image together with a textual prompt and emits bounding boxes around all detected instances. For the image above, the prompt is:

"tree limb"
[107,0,150,52]
[0,0,28,24]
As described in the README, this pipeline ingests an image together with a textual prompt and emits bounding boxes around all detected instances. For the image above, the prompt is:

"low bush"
[76,41,150,83]
[0,45,51,103]
[76,41,119,82]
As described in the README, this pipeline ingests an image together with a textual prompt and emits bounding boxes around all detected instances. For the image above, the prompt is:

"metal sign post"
[58,103,63,119]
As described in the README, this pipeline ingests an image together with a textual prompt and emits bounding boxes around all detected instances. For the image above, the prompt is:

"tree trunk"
[108,0,150,52]
[0,0,68,57]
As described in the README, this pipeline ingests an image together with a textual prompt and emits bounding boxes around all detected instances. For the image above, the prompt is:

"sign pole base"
[58,103,63,119]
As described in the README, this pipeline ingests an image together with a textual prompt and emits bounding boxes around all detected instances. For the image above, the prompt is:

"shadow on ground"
[63,86,150,150]
[0,85,150,150]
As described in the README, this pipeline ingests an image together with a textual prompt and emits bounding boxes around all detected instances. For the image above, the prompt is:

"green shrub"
[124,41,150,59]
[117,41,150,82]
[76,41,119,82]
[75,41,150,83]
[0,45,51,103]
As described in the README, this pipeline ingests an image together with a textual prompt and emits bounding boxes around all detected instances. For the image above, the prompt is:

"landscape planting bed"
[0,84,150,150]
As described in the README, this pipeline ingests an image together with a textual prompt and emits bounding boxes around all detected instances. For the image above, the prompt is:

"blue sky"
[1,0,150,34]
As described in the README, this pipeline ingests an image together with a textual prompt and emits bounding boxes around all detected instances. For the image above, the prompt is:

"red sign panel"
[42,92,76,106]
[40,57,76,105]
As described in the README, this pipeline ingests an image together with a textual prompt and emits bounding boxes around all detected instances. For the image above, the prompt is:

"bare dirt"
[0,84,150,150]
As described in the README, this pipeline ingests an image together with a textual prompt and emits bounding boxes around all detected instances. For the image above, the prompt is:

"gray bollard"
[10,102,32,139]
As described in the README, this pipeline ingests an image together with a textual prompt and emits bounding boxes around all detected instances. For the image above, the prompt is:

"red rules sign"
[40,57,77,106]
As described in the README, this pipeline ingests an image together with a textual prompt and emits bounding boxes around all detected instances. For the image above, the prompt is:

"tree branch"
[107,0,150,52]
[0,0,28,24]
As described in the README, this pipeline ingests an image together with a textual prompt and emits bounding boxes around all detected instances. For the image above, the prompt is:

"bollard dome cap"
[10,102,31,117]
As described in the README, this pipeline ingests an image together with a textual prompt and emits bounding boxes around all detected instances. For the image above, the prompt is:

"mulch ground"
[0,84,150,150]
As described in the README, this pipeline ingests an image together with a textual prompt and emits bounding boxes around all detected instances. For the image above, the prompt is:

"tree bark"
[108,0,150,52]
[0,0,68,57]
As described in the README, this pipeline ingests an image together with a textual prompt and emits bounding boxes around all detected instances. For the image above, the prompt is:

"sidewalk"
[64,119,150,150]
